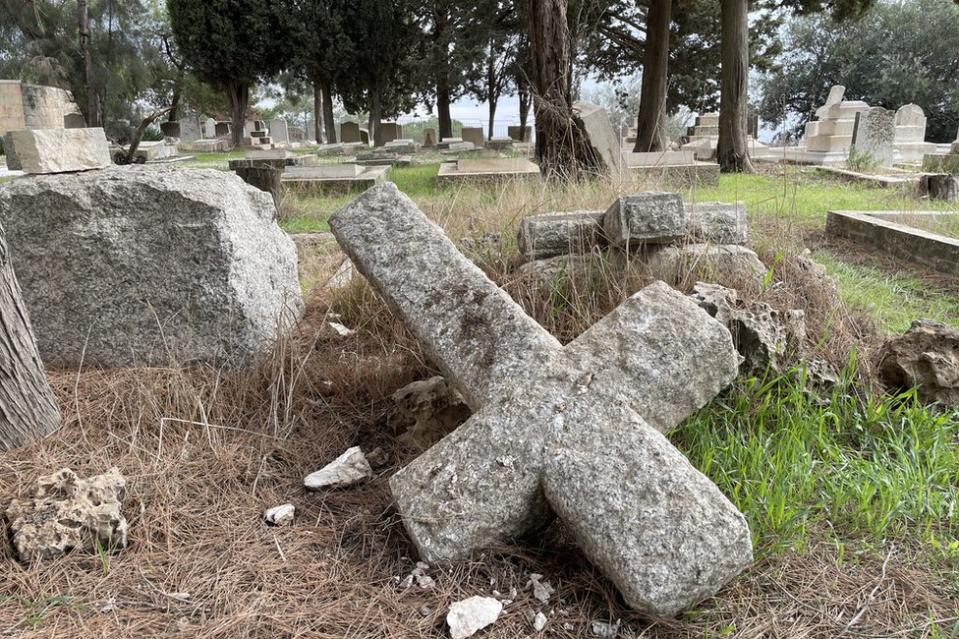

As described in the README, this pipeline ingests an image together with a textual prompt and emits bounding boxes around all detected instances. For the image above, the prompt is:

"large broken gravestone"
[330,183,752,618]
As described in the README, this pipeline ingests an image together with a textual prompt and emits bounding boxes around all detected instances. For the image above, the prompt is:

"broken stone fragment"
[526,573,555,604]
[602,192,687,247]
[517,210,606,260]
[263,503,295,526]
[532,611,548,632]
[303,446,373,489]
[643,244,767,290]
[689,282,806,374]
[6,467,128,562]
[687,201,748,245]
[876,320,959,406]
[446,596,503,639]
[327,321,355,338]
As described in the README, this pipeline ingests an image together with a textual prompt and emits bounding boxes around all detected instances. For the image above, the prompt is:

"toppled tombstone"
[689,282,806,374]
[517,210,606,260]
[7,467,128,561]
[304,446,373,489]
[0,166,304,367]
[390,376,471,448]
[603,192,687,247]
[263,503,295,526]
[331,183,752,617]
[447,596,503,639]
[572,101,622,174]
[876,320,959,406]
[687,202,748,245]
[2,128,111,173]
[643,244,767,290]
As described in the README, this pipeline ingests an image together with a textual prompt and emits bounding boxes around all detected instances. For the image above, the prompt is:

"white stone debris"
[303,446,373,489]
[533,611,548,632]
[263,503,295,526]
[447,596,503,639]
[328,321,356,337]
[400,561,435,589]
[591,619,622,638]
[526,573,555,604]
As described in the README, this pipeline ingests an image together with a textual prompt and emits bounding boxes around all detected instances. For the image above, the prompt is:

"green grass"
[815,251,959,331]
[690,171,957,226]
[679,371,959,556]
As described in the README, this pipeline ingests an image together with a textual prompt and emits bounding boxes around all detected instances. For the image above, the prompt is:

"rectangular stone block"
[3,128,110,174]
[687,202,748,245]
[603,192,686,246]
[517,210,606,260]
[460,127,485,147]
[573,101,621,173]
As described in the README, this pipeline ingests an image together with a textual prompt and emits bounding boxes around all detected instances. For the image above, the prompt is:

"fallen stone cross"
[330,183,752,617]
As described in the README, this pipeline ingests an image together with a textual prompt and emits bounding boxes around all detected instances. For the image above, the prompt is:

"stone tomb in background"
[460,127,485,147]
[374,122,403,147]
[623,149,720,187]
[281,163,389,193]
[437,157,541,185]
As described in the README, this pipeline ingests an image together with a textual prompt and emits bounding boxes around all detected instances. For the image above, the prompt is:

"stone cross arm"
[330,183,752,618]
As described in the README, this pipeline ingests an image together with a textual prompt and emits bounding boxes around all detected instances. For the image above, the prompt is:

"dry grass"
[1,173,955,638]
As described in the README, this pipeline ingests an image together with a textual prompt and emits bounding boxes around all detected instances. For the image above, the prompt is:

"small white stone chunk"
[263,503,295,526]
[328,321,355,337]
[400,561,435,589]
[304,446,373,489]
[591,619,621,638]
[533,611,548,632]
[447,596,503,639]
[527,573,555,604]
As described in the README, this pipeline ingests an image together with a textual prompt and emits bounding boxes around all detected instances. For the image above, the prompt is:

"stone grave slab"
[508,125,531,142]
[437,157,541,185]
[851,107,896,167]
[330,183,752,618]
[460,127,485,147]
[573,101,621,174]
[281,163,389,193]
[341,122,361,143]
[375,122,403,147]
[204,118,216,138]
[517,210,605,260]
[269,119,290,145]
[3,128,111,173]
[0,166,303,366]
[423,128,437,147]
[604,192,687,246]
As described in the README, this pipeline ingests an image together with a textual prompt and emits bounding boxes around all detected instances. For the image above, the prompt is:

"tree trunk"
[167,69,184,122]
[437,76,453,140]
[0,233,62,453]
[524,0,597,178]
[434,7,453,140]
[321,78,337,144]
[77,0,98,127]
[634,0,671,152]
[717,0,754,173]
[518,73,531,136]
[370,88,383,146]
[313,82,324,143]
[227,81,249,147]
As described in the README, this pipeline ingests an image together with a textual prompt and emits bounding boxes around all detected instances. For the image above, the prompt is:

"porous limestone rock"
[644,244,766,289]
[572,101,622,174]
[876,320,959,406]
[2,128,111,173]
[446,596,503,639]
[6,467,128,561]
[0,166,303,367]
[390,376,471,448]
[514,252,609,290]
[517,210,605,260]
[689,282,806,374]
[687,202,748,245]
[304,446,373,489]
[603,192,687,247]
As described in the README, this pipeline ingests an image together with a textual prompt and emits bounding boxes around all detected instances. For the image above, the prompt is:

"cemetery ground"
[1,159,958,638]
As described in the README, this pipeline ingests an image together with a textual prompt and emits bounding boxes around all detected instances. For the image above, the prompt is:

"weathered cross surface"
[330,183,752,617]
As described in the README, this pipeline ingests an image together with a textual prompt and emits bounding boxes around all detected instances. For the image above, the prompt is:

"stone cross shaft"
[330,184,752,618]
